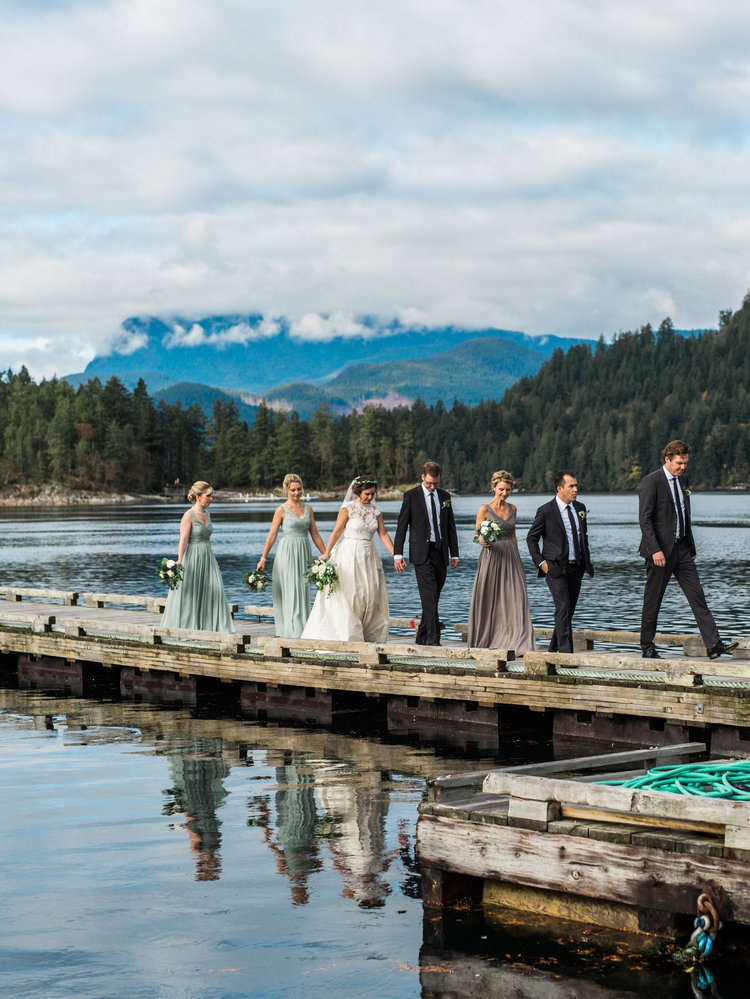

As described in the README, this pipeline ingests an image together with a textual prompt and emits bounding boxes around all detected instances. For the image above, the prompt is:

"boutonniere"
[441,498,451,509]
[683,488,691,497]
[578,509,587,521]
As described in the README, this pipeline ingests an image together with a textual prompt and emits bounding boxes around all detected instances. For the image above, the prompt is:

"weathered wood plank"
[417,812,750,920]
[500,743,706,775]
[2,587,79,605]
[483,771,750,829]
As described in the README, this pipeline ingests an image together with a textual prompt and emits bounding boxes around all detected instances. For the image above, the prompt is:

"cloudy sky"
[3,0,750,378]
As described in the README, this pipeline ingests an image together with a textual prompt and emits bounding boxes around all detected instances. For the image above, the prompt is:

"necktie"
[672,477,685,539]
[566,505,582,563]
[430,491,441,542]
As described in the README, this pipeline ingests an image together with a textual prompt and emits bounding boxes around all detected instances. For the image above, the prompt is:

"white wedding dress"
[301,500,390,643]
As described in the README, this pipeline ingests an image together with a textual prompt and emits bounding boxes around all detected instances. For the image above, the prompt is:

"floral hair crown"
[355,477,378,486]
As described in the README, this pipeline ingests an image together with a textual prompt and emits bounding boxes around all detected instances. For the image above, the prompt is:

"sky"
[2,0,750,379]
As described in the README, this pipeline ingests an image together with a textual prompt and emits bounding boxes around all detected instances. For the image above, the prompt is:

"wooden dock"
[417,743,750,936]
[1,588,749,752]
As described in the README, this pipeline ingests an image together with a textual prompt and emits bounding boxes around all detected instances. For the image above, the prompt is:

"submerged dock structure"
[1,587,749,752]
[417,743,750,936]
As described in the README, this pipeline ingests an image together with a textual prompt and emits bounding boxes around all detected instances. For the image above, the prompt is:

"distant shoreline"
[0,484,408,507]
[1,483,746,507]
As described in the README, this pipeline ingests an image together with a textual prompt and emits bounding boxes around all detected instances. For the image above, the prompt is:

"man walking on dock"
[527,470,593,653]
[394,461,459,645]
[638,440,738,660]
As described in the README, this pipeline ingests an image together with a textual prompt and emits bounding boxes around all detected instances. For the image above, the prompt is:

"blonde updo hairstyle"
[187,481,214,503]
[283,473,303,492]
[490,470,514,491]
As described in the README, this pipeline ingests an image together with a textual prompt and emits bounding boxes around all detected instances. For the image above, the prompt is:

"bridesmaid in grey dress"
[257,474,326,637]
[161,481,235,633]
[467,470,536,653]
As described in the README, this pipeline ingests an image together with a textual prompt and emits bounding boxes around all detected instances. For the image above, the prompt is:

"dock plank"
[417,812,750,922]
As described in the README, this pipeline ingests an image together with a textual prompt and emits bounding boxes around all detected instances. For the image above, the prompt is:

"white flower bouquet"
[304,557,338,594]
[472,520,505,546]
[243,568,270,592]
[157,557,184,590]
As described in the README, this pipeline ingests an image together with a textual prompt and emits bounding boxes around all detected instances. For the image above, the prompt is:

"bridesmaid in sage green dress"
[161,481,235,633]
[257,474,326,637]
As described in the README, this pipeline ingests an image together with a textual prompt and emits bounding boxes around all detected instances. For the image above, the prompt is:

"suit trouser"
[545,563,584,653]
[640,539,719,650]
[414,544,447,645]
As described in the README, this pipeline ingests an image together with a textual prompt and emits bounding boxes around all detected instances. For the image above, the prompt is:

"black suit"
[638,467,719,651]
[526,498,593,653]
[394,485,459,645]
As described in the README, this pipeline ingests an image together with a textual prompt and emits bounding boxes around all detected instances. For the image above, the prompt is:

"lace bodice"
[342,500,381,540]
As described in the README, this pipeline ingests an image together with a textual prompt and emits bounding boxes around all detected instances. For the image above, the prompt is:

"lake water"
[1,494,749,998]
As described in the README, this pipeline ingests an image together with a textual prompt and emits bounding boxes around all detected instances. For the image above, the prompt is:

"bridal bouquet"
[473,520,505,546]
[243,568,269,592]
[304,557,338,594]
[157,557,183,590]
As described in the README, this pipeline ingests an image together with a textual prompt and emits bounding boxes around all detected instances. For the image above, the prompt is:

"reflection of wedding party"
[160,443,738,661]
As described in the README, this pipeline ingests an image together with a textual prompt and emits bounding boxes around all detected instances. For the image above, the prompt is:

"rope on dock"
[599,760,750,799]
[556,666,662,682]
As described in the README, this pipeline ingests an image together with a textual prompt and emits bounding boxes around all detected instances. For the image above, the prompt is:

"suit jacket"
[394,485,459,566]
[526,498,594,578]
[638,468,695,559]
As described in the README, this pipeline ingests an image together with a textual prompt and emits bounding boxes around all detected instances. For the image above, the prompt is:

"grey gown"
[161,513,235,633]
[467,504,535,653]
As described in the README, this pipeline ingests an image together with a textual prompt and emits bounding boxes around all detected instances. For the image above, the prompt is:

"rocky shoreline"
[0,484,407,507]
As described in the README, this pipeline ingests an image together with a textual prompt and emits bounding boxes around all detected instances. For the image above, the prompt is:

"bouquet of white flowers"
[304,557,338,594]
[157,557,184,590]
[243,568,269,592]
[472,520,505,546]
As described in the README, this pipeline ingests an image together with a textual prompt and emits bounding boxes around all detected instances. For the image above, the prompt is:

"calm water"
[1,494,749,998]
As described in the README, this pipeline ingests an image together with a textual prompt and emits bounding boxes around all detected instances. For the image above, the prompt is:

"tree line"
[2,299,748,495]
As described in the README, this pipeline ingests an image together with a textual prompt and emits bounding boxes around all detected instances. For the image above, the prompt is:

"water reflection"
[253,756,323,904]
[3,683,750,997]
[162,736,229,881]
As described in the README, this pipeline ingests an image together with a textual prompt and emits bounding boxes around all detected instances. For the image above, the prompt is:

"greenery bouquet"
[243,568,270,592]
[472,520,505,546]
[157,557,183,590]
[304,557,338,595]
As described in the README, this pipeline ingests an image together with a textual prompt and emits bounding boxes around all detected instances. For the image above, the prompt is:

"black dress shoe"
[707,640,739,660]
[642,644,663,659]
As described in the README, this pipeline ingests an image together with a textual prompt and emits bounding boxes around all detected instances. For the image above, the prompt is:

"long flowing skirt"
[467,540,535,652]
[161,540,235,633]
[302,538,389,643]
[272,533,313,637]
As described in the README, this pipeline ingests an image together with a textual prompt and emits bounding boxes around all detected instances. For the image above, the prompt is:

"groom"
[394,461,459,645]
[526,469,594,653]
[638,439,737,660]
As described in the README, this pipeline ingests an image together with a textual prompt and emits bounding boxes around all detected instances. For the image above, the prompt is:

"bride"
[301,475,396,643]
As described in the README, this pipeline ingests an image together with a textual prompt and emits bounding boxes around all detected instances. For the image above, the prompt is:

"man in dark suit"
[526,469,593,653]
[639,440,737,660]
[393,460,459,645]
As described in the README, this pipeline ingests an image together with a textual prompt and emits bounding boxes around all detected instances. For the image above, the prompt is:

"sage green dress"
[272,506,315,637]
[161,513,235,633]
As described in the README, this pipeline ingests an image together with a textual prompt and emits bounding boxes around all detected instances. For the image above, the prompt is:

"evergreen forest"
[2,299,748,495]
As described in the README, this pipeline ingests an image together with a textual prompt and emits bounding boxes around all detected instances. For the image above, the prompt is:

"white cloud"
[2,0,750,377]
[289,313,371,342]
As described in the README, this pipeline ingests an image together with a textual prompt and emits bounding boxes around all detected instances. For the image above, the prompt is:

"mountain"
[264,335,551,414]
[151,382,260,424]
[64,314,588,396]
[63,313,590,418]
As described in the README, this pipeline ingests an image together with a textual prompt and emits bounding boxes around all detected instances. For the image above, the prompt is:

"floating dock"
[1,587,749,752]
[417,743,750,936]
